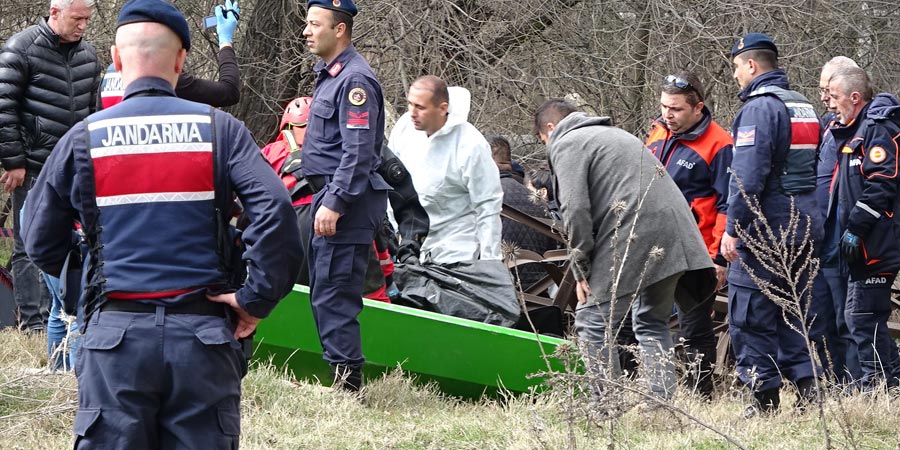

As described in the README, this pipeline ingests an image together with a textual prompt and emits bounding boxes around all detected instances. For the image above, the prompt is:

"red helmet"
[279,97,312,131]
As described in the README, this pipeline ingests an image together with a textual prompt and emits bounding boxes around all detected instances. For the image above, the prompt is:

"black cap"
[307,0,358,17]
[116,0,191,50]
[732,33,777,58]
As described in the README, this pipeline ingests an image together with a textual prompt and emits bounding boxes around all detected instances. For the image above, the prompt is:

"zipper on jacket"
[66,54,76,124]
[659,129,680,167]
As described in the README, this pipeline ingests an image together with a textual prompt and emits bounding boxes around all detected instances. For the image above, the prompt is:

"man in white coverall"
[388,75,503,264]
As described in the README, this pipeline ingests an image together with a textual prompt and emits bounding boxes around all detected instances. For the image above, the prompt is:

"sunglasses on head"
[664,75,692,90]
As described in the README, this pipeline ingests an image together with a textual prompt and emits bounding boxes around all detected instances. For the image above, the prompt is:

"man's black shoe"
[332,364,363,392]
[743,387,779,419]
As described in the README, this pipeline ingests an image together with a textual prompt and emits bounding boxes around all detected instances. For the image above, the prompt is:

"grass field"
[1,329,899,449]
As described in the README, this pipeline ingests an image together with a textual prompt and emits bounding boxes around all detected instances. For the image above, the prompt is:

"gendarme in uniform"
[725,33,821,415]
[21,0,301,445]
[301,0,390,390]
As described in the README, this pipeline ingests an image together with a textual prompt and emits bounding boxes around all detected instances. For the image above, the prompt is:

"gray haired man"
[0,0,101,332]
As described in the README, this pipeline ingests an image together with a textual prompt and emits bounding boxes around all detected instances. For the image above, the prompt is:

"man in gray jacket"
[535,99,714,399]
[0,0,101,332]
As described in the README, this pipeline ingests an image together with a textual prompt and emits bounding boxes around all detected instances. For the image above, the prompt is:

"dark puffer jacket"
[0,17,100,172]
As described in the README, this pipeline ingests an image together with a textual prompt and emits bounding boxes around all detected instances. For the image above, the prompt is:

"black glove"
[840,230,863,264]
[378,217,399,256]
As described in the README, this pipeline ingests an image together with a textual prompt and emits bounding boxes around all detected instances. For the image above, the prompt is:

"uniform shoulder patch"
[328,62,343,77]
[348,87,367,106]
[346,111,370,129]
[869,146,887,163]
[735,125,756,147]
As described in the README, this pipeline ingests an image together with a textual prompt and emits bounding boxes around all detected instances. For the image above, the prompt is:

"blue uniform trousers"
[729,284,815,392]
[74,307,245,449]
[808,266,859,383]
[308,187,386,369]
[845,274,900,388]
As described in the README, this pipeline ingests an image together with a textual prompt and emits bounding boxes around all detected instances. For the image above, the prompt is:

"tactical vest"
[747,86,821,194]
[80,97,226,299]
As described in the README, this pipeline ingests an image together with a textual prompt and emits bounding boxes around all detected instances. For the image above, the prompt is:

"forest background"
[5,0,899,164]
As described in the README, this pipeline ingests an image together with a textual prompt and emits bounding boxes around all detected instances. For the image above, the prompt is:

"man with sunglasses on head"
[721,33,822,418]
[645,71,733,400]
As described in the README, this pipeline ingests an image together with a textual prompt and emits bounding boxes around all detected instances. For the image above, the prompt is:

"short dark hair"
[533,99,577,136]
[411,75,449,106]
[526,168,555,201]
[488,136,512,165]
[737,49,777,71]
[330,9,353,36]
[661,71,705,106]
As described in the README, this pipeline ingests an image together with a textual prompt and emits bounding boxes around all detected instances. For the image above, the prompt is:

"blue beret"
[732,33,777,58]
[117,0,191,50]
[307,0,358,17]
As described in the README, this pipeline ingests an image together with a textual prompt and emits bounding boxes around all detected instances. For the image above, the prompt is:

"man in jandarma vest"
[21,0,301,446]
[720,32,823,417]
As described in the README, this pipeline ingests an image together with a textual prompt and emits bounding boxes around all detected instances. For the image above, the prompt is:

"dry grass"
[1,329,900,449]
[0,330,77,449]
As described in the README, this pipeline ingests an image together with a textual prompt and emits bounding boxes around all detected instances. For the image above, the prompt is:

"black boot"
[684,342,716,400]
[743,388,780,419]
[795,377,818,411]
[332,364,363,392]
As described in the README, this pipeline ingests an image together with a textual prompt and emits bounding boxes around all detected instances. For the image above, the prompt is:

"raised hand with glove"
[215,0,240,48]
[840,230,864,264]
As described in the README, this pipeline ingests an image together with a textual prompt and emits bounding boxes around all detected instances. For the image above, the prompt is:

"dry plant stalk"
[47,310,80,372]
[502,239,555,373]
[730,175,832,448]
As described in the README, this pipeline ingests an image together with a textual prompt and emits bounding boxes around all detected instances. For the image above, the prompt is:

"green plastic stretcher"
[253,285,568,398]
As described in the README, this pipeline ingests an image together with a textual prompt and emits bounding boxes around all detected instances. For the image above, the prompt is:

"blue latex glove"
[840,230,863,264]
[215,0,239,46]
[386,281,400,302]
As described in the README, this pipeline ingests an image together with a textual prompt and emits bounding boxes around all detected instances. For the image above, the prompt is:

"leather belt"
[100,300,227,317]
